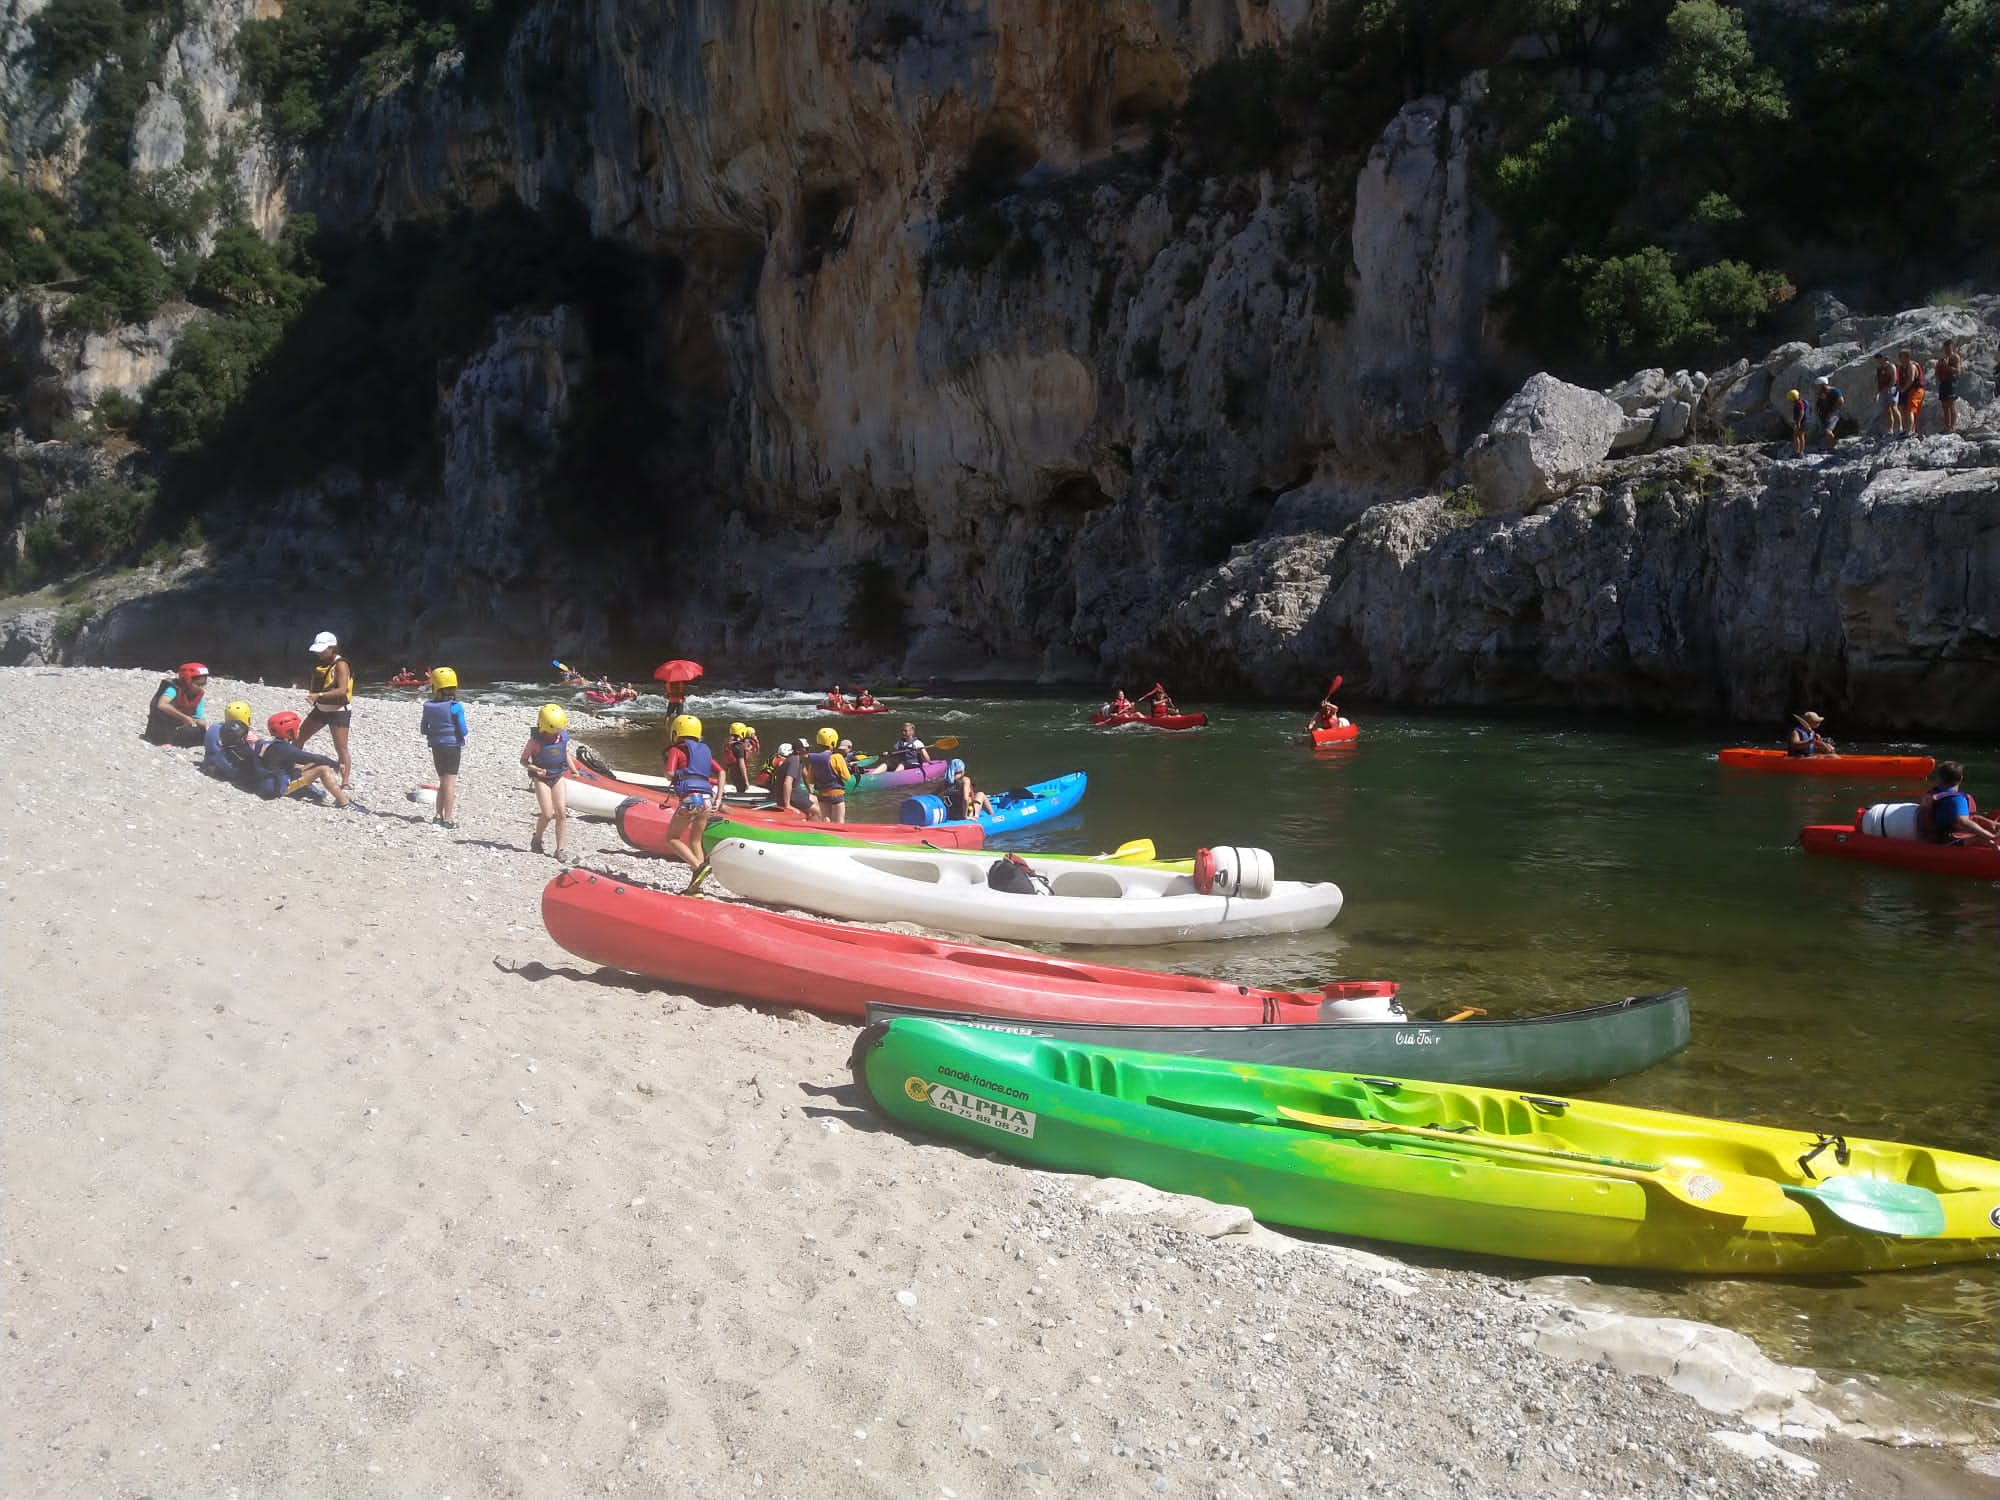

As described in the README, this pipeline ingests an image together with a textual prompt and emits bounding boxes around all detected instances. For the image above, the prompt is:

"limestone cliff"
[2,0,1996,730]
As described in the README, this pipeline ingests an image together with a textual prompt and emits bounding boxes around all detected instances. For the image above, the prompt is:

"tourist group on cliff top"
[1786,341,1964,455]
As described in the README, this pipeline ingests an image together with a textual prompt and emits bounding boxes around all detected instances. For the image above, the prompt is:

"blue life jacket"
[1926,788,1969,842]
[671,737,715,798]
[254,739,336,798]
[421,699,467,747]
[806,748,845,793]
[201,721,233,777]
[528,730,569,775]
[1786,729,1822,758]
[888,736,924,770]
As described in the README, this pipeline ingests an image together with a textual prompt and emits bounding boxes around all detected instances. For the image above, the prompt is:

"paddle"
[1780,1176,1945,1237]
[1092,838,1157,862]
[1268,1105,1790,1218]
[930,736,960,752]
[1305,674,1346,742]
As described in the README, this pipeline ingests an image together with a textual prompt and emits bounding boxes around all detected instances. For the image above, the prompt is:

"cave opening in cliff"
[798,183,857,274]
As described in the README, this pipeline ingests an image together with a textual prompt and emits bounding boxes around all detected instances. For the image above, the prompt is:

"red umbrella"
[652,659,704,684]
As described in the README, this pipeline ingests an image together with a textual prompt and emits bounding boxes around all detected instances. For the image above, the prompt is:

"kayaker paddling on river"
[1787,711,1836,757]
[1105,687,1134,716]
[1917,762,2000,847]
[883,722,930,772]
[1310,696,1344,732]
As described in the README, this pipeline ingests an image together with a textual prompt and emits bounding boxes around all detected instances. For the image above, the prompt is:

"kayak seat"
[1046,870,1127,899]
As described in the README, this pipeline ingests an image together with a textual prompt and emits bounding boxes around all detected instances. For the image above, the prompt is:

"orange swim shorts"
[1905,387,1925,418]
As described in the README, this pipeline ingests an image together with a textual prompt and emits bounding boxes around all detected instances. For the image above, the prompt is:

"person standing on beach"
[521,704,571,859]
[143,662,211,746]
[658,714,718,870]
[1935,341,1962,433]
[1897,348,1925,435]
[1873,354,1902,437]
[299,631,354,789]
[420,667,468,829]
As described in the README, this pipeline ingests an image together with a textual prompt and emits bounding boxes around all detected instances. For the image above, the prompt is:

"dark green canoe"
[862,988,1689,1092]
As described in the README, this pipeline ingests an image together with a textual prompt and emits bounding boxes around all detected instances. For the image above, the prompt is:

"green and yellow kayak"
[851,1018,2000,1276]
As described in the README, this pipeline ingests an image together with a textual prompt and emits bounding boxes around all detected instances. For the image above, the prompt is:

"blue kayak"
[900,771,1088,837]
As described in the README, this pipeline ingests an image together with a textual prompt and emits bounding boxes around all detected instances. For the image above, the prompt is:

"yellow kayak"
[855,1018,2000,1275]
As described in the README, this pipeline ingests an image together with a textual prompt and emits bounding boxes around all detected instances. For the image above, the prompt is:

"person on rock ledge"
[1812,378,1844,451]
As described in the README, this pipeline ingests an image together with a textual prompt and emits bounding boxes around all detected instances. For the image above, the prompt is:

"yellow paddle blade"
[1273,1106,1788,1219]
[930,736,960,751]
[1092,838,1157,862]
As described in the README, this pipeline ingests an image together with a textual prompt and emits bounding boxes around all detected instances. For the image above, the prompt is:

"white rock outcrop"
[1461,373,1628,513]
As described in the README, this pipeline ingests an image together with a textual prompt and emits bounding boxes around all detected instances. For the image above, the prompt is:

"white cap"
[309,631,339,653]
[777,742,795,756]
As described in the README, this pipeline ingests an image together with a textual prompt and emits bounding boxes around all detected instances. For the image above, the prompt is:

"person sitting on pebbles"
[257,711,360,807]
[144,662,212,747]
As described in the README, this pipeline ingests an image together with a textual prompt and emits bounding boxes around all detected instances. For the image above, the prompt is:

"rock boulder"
[1461,373,1626,514]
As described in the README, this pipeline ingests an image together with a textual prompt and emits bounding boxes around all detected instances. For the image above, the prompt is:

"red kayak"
[822,702,889,715]
[615,797,983,853]
[1092,709,1208,730]
[540,872,1394,1022]
[1718,748,1934,779]
[1802,819,2000,879]
[1309,723,1358,747]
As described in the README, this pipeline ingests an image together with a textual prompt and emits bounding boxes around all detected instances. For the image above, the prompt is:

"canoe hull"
[863,987,1692,1092]
[1718,748,1934,779]
[853,1018,2000,1275]
[615,797,983,854]
[1802,823,2000,879]
[1093,711,1208,730]
[703,836,1341,944]
[1309,723,1359,748]
[540,871,1387,1023]
[858,758,950,791]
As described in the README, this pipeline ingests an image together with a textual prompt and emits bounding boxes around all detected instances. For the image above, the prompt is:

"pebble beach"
[3,666,1991,1499]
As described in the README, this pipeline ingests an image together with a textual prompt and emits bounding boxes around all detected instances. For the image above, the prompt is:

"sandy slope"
[0,667,1963,1498]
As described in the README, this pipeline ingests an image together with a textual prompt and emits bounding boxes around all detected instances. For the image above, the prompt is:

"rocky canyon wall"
[3,0,1997,729]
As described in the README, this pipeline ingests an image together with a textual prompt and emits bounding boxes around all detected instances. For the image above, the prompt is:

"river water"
[450,680,2000,1411]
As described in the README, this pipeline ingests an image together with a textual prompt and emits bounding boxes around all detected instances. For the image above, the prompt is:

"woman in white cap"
[300,631,355,788]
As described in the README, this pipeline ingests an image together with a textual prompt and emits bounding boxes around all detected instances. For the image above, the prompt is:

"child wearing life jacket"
[420,667,469,828]
[659,714,718,870]
[520,704,571,859]
[145,662,211,746]
[1917,762,2000,847]
[804,726,851,823]
[258,711,356,806]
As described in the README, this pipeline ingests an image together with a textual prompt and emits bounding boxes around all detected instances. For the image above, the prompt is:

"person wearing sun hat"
[1787,710,1837,758]
[143,661,213,746]
[298,630,354,788]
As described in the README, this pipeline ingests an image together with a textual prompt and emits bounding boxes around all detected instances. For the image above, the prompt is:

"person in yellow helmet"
[721,721,762,794]
[804,725,851,822]
[420,667,468,828]
[520,703,571,858]
[1786,387,1808,456]
[658,714,716,869]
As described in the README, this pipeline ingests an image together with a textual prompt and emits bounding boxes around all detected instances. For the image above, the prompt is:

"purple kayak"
[856,757,950,791]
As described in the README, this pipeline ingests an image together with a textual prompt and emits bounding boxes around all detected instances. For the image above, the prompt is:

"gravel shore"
[3,666,1989,1498]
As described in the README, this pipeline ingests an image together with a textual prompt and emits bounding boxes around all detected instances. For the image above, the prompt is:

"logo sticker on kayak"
[1393,1030,1442,1048]
[908,1077,1037,1138]
[1683,1172,1724,1204]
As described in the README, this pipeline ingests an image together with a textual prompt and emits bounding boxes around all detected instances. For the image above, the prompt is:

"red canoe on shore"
[1801,820,2000,879]
[1718,748,1934,779]
[1092,709,1208,730]
[614,796,983,853]
[540,872,1393,1023]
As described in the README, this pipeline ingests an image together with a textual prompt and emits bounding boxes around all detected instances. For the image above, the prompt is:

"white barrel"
[1861,802,1921,840]
[1206,845,1277,900]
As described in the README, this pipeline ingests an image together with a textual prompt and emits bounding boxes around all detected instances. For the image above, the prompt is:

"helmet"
[223,700,252,725]
[177,661,208,680]
[776,742,795,757]
[815,726,839,748]
[1787,388,1800,401]
[743,725,756,738]
[671,714,702,740]
[429,666,458,690]
[838,738,854,753]
[539,704,569,735]
[729,721,748,738]
[267,710,302,739]
[220,720,250,745]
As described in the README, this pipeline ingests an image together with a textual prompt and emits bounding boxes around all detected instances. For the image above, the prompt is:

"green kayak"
[851,1017,2000,1275]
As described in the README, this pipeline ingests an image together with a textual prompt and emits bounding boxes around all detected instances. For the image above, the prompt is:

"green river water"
[468,682,2000,1412]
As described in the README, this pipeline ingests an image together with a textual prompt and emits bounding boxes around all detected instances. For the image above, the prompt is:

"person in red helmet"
[144,662,212,746]
[259,711,360,807]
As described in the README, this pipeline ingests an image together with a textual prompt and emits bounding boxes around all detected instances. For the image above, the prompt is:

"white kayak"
[703,838,1343,945]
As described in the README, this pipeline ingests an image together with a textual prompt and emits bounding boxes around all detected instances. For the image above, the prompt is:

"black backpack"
[987,853,1049,895]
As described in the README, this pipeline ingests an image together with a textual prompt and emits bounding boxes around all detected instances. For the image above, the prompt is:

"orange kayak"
[1309,723,1358,748]
[1802,821,2000,879]
[1717,748,1934,779]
